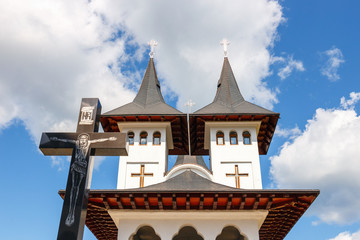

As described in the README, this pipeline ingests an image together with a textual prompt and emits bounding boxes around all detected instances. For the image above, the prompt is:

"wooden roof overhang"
[59,189,318,240]
[100,114,189,155]
[189,113,280,155]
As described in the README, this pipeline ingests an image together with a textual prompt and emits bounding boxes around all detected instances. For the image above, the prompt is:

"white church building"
[60,41,319,240]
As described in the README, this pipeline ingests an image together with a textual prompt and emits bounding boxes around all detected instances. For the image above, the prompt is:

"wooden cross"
[131,164,153,188]
[148,39,158,58]
[226,165,248,188]
[39,98,128,240]
[220,38,230,57]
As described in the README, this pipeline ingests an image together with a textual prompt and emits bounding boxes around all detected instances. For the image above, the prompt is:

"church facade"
[60,41,319,240]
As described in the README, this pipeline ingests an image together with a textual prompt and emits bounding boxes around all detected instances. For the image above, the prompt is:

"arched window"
[216,226,245,240]
[127,131,134,145]
[230,131,238,145]
[153,131,161,145]
[216,131,225,145]
[173,226,204,240]
[242,131,251,145]
[131,226,160,240]
[140,131,148,145]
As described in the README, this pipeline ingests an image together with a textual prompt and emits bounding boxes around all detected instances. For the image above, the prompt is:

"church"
[59,40,319,240]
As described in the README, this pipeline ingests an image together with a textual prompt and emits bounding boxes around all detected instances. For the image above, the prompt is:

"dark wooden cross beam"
[226,165,248,188]
[131,164,153,188]
[39,98,128,240]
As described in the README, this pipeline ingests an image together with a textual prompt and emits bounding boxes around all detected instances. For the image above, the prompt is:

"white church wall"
[110,210,267,240]
[116,122,172,189]
[205,121,263,189]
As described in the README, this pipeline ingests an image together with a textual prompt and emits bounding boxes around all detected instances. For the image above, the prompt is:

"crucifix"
[39,98,128,240]
[148,39,158,58]
[131,164,153,188]
[220,38,230,57]
[226,165,248,188]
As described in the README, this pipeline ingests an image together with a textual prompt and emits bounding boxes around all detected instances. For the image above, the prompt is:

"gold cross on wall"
[131,165,154,188]
[226,165,248,188]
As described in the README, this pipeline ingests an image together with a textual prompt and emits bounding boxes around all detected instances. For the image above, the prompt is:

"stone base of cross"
[40,98,128,240]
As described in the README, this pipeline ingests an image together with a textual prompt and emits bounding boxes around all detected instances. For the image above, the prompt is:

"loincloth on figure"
[70,161,87,175]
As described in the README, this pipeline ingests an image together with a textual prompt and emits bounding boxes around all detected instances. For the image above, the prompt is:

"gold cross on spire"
[220,38,230,57]
[148,40,158,58]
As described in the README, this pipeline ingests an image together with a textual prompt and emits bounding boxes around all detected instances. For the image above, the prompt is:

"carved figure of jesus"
[50,133,117,226]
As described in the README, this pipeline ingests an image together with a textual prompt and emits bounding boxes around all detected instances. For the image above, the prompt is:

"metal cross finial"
[220,38,230,57]
[148,40,158,58]
[185,99,196,114]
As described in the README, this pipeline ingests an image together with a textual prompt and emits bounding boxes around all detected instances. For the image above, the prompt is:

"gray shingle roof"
[103,58,183,116]
[130,169,238,191]
[172,155,210,172]
[194,57,276,115]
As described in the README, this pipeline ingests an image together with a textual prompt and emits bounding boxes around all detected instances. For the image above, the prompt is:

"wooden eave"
[59,189,318,240]
[189,113,280,155]
[100,114,189,155]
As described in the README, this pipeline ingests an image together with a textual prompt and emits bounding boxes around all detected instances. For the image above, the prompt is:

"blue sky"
[1,0,360,239]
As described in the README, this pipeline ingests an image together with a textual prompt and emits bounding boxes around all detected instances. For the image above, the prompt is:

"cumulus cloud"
[270,92,360,224]
[91,0,284,110]
[329,230,360,240]
[0,0,136,140]
[271,55,305,80]
[321,46,345,81]
[0,0,284,166]
[274,125,301,139]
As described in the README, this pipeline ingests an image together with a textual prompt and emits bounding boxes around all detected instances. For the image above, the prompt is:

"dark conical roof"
[194,57,275,115]
[103,58,183,116]
[172,155,209,172]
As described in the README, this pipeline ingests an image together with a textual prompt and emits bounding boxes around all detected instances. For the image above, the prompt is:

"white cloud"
[341,92,360,109]
[329,230,360,240]
[91,0,284,110]
[271,55,305,80]
[270,92,360,224]
[321,46,345,81]
[0,0,284,167]
[0,0,136,141]
[274,125,301,139]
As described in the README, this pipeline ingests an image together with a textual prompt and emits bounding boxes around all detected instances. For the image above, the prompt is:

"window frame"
[242,131,251,145]
[229,131,238,145]
[140,131,148,145]
[216,131,225,145]
[127,131,135,145]
[153,131,161,145]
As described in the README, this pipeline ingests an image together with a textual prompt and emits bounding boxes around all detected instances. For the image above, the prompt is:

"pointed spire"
[214,57,245,107]
[194,41,275,115]
[133,57,165,106]
[103,41,183,116]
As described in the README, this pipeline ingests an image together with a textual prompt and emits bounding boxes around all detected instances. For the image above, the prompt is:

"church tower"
[101,41,188,189]
[76,40,319,240]
[191,53,279,189]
